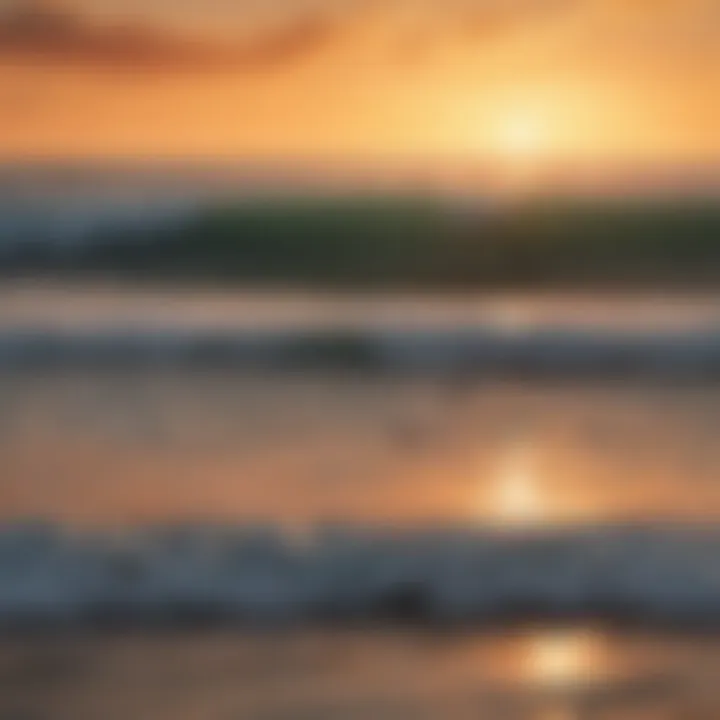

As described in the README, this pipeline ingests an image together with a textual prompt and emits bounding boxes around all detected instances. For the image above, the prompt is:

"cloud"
[456,0,574,40]
[0,0,339,71]
[1,0,718,75]
[0,0,593,73]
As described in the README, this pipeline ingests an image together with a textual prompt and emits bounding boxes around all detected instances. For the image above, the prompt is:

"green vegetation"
[18,195,720,287]
[93,196,456,284]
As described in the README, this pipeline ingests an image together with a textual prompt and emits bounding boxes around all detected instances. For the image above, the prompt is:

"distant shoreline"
[2,195,719,289]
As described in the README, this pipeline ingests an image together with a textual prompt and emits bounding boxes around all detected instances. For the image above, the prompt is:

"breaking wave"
[2,327,720,377]
[3,522,720,629]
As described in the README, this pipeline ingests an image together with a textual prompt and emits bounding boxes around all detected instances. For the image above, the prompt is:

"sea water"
[2,283,720,718]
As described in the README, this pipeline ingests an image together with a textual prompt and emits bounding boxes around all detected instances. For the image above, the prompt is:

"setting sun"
[495,113,548,160]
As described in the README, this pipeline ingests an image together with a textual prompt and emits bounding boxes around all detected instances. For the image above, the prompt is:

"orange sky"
[0,0,718,159]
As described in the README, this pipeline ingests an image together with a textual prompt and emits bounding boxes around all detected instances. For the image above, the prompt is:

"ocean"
[1,283,720,717]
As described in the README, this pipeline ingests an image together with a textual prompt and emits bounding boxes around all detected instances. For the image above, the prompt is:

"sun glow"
[482,106,557,193]
[496,114,548,160]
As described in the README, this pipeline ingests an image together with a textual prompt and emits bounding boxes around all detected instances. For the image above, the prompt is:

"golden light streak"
[527,630,601,687]
[487,441,545,526]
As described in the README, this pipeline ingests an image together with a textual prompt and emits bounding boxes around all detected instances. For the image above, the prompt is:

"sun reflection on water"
[516,630,611,720]
[479,437,597,528]
[475,628,625,719]
[487,441,546,526]
[525,630,605,688]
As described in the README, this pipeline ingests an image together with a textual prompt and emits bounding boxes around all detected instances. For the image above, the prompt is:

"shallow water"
[3,283,720,718]
[2,628,720,719]
[3,282,720,333]
[1,371,719,525]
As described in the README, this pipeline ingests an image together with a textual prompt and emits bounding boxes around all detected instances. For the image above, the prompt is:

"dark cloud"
[0,0,588,72]
[3,0,714,74]
[0,0,338,71]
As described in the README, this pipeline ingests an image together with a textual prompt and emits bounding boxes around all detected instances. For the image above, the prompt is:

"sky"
[0,0,718,159]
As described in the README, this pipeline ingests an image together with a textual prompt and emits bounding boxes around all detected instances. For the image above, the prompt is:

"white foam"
[1,523,720,628]
[1,327,720,376]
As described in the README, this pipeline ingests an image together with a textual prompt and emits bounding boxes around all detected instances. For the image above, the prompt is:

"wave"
[2,327,720,377]
[2,522,720,629]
